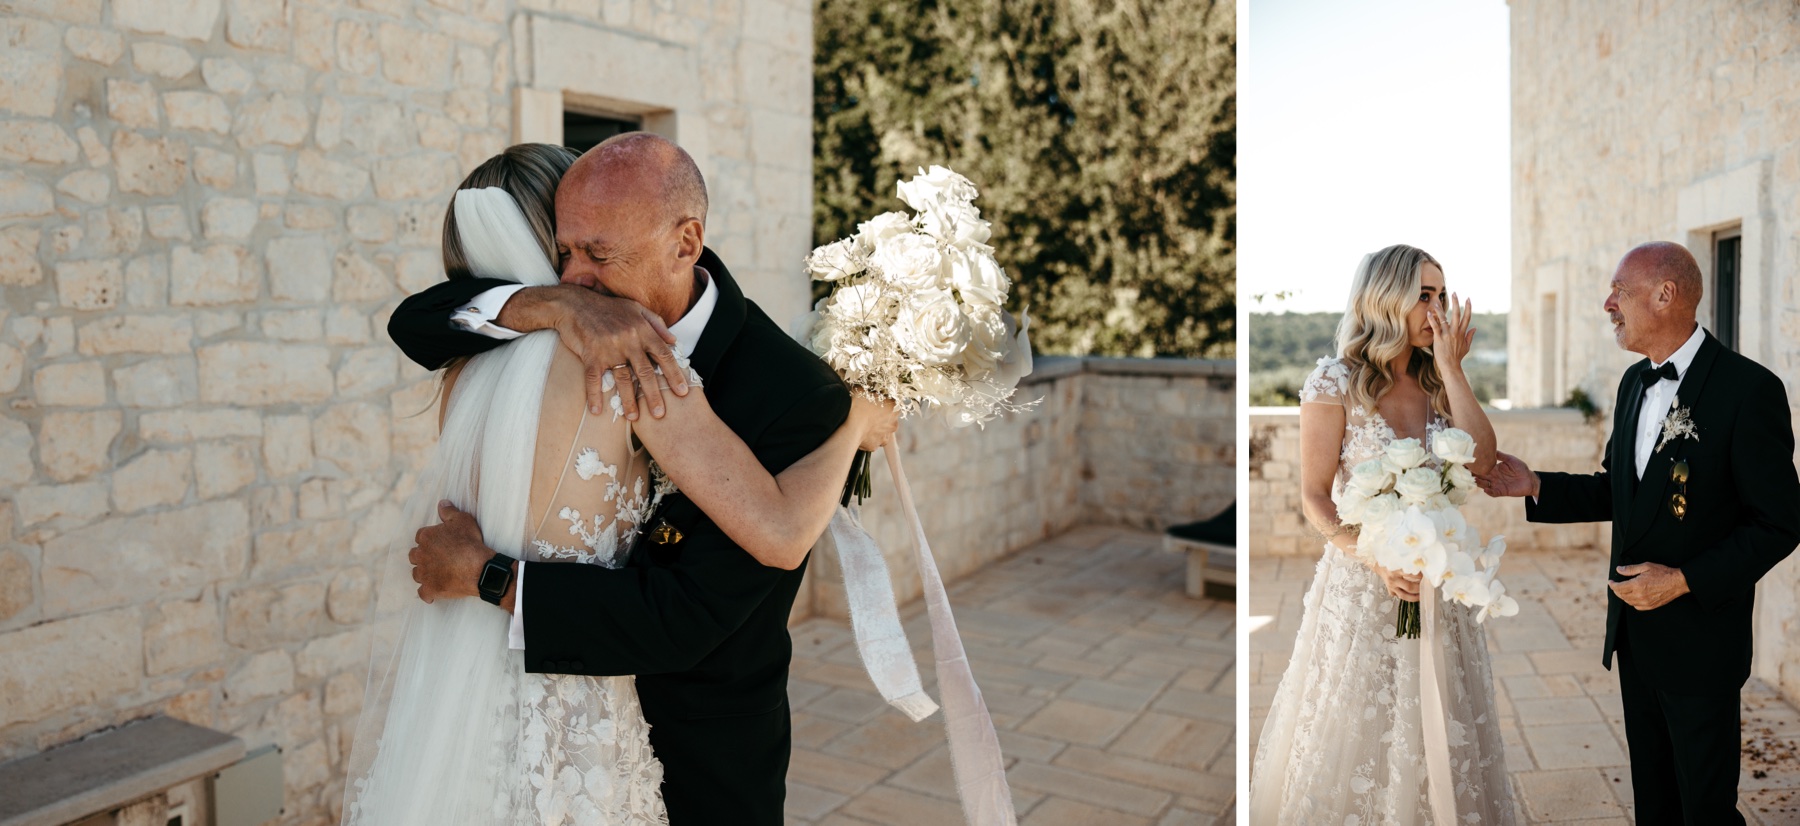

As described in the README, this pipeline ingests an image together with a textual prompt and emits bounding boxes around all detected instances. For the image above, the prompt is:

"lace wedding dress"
[342,188,683,825]
[1249,357,1514,825]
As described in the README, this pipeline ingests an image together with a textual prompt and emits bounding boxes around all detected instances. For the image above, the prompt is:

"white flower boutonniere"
[1657,402,1699,453]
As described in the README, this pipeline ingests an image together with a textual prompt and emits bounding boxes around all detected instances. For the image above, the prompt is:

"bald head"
[1618,241,1703,311]
[566,132,708,230]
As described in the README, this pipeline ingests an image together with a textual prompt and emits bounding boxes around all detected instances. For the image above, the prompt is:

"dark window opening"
[563,111,641,154]
[1713,230,1740,352]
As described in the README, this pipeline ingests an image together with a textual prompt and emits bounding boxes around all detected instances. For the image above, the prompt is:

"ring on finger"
[610,362,630,371]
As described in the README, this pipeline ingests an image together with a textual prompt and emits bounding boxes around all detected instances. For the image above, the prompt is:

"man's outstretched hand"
[410,501,495,604]
[1476,451,1540,498]
[498,284,687,421]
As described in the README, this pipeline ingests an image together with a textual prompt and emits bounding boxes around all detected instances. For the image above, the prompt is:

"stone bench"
[0,717,245,826]
[1165,503,1235,600]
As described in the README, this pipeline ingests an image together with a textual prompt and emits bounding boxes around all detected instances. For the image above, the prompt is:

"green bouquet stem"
[842,449,874,506]
[1396,599,1421,639]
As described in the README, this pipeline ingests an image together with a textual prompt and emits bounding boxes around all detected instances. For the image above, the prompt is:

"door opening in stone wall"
[564,110,642,154]
[1712,227,1741,352]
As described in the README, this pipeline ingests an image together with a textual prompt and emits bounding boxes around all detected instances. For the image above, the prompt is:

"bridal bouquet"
[1335,428,1520,637]
[797,165,1036,501]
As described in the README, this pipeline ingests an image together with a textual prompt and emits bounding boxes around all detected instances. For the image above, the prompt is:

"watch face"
[479,561,509,593]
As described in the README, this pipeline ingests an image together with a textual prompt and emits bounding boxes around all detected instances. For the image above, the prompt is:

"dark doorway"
[1713,229,1740,352]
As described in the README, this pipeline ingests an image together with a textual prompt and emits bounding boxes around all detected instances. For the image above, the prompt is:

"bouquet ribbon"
[820,442,1017,826]
[1418,579,1458,825]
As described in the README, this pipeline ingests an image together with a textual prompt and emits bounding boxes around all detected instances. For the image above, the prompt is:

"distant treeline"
[1250,311,1508,406]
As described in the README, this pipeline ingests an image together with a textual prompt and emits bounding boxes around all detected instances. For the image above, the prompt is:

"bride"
[1249,245,1515,823]
[342,144,897,824]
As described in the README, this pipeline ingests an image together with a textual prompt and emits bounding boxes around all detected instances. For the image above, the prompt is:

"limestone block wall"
[0,0,813,823]
[1508,0,1800,706]
[1247,407,1609,558]
[807,358,1233,618]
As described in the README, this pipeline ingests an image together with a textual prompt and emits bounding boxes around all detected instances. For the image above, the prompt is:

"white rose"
[855,211,915,248]
[1335,486,1371,525]
[793,306,828,353]
[960,303,1010,377]
[827,281,891,324]
[1358,492,1401,526]
[1383,438,1428,473]
[1394,467,1443,506]
[806,239,866,282]
[895,289,972,366]
[1446,486,1471,506]
[896,165,979,213]
[950,250,1010,307]
[870,232,948,292]
[921,202,992,249]
[1444,463,1476,491]
[1432,428,1478,465]
[1348,459,1393,497]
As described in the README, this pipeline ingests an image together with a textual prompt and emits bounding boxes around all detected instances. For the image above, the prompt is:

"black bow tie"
[1639,362,1680,387]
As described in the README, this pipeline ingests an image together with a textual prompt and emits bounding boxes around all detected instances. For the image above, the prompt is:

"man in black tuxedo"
[1480,242,1800,825]
[395,133,849,825]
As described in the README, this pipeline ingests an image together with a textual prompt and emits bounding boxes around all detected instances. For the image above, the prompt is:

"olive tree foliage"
[813,0,1235,358]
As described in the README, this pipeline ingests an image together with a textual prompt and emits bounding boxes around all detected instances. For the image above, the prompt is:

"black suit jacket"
[1525,331,1800,694]
[387,248,850,822]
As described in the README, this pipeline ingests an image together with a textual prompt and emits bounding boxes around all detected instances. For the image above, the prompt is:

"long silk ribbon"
[827,443,1016,824]
[1418,580,1458,825]
[823,505,939,722]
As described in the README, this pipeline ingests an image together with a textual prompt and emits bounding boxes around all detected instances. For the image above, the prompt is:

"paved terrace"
[782,526,1234,825]
[1250,547,1800,825]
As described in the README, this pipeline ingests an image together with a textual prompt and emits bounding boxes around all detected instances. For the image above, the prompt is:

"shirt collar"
[667,266,717,359]
[1652,324,1706,377]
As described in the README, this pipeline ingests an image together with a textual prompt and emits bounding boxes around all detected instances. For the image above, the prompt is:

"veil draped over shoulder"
[341,188,564,824]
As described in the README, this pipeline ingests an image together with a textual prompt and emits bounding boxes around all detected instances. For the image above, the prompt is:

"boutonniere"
[1657,402,1699,453]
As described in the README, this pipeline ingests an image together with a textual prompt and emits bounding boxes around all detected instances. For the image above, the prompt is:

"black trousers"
[651,700,791,825]
[1616,627,1744,826]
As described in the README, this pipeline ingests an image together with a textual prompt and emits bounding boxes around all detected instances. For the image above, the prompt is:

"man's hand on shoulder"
[499,285,688,421]
[1476,451,1540,498]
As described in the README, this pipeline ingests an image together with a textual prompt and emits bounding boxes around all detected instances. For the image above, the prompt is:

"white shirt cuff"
[507,561,526,650]
[451,284,528,341]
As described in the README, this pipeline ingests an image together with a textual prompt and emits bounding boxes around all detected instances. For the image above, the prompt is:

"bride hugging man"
[1252,242,1798,826]
[340,134,900,825]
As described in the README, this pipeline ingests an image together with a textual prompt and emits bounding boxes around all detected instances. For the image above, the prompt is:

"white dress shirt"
[496,269,719,649]
[1632,324,1706,480]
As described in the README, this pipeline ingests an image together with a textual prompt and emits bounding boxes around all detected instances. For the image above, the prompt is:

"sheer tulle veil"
[341,187,563,824]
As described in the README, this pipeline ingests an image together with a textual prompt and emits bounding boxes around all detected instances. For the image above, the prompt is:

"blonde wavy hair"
[1334,244,1451,417]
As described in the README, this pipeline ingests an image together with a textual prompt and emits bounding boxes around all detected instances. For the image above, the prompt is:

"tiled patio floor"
[1250,546,1800,825]
[783,526,1234,825]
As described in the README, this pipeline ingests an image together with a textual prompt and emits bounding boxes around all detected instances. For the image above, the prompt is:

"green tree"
[813,0,1235,358]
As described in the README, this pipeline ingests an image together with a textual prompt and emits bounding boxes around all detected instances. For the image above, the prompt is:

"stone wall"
[0,0,811,822]
[1509,0,1800,706]
[807,358,1234,618]
[1247,407,1609,558]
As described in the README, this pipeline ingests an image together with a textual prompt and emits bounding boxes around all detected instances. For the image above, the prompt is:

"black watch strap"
[476,554,516,606]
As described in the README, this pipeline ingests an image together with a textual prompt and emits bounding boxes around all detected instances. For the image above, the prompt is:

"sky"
[1241,0,1513,314]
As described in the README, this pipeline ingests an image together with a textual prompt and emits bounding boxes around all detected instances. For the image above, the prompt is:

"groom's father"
[1481,242,1800,825]
[392,133,849,825]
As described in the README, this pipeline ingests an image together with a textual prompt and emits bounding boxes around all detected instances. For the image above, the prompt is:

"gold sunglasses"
[1669,460,1689,520]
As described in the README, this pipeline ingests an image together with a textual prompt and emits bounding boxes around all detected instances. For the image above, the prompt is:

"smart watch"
[477,554,516,606]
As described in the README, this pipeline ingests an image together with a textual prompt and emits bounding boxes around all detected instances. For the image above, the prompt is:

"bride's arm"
[631,383,897,570]
[1428,292,1497,476]
[1300,399,1420,601]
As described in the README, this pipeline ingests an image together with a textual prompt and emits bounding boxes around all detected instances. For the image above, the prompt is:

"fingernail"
[627,412,638,421]
[653,407,664,417]
[591,405,602,415]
